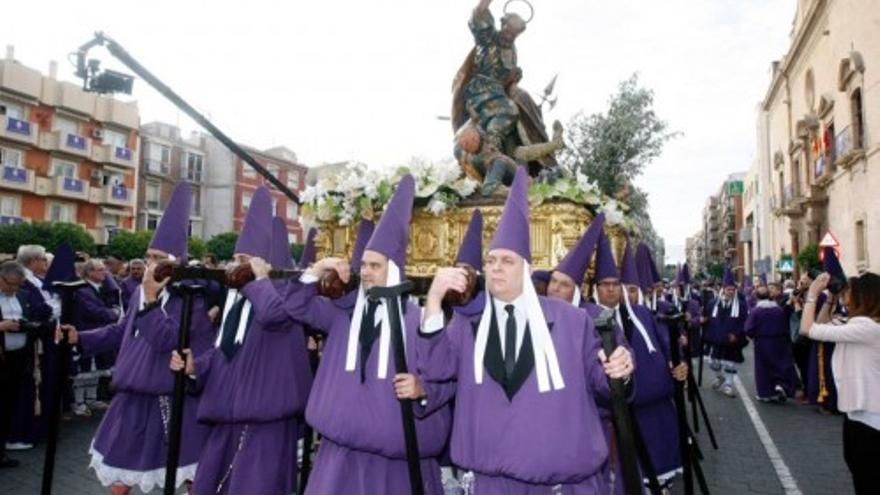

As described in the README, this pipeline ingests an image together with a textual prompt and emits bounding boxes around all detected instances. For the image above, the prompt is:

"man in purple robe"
[419,167,634,493]
[64,182,216,494]
[71,258,123,416]
[703,266,749,398]
[119,259,144,313]
[283,175,453,494]
[745,286,799,402]
[171,185,312,495]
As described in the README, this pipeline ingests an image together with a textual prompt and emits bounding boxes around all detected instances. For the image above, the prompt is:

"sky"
[4,0,796,263]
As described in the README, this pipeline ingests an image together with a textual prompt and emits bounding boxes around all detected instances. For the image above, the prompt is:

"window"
[51,159,77,178]
[851,88,865,149]
[286,201,298,219]
[53,116,78,135]
[0,100,23,119]
[0,146,23,168]
[242,163,257,179]
[185,152,204,182]
[191,186,201,215]
[48,202,75,223]
[146,181,161,210]
[146,142,171,174]
[287,170,300,190]
[855,220,867,265]
[103,129,127,149]
[103,172,124,187]
[101,213,119,228]
[0,195,20,217]
[146,213,160,231]
[266,163,280,179]
[241,191,252,212]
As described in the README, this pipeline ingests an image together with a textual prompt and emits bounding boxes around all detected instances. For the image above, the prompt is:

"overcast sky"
[5,0,796,262]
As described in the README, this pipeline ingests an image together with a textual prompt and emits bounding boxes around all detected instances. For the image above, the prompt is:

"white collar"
[87,280,102,292]
[344,260,402,380]
[492,293,527,321]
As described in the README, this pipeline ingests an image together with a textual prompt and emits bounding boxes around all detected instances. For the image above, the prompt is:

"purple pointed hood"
[531,269,552,284]
[759,272,768,286]
[722,264,736,288]
[234,186,273,259]
[44,242,78,293]
[822,247,846,281]
[554,212,605,286]
[619,240,640,286]
[488,166,531,263]
[365,174,415,269]
[455,209,483,270]
[635,243,655,291]
[298,228,318,267]
[676,263,692,286]
[149,182,192,262]
[350,219,375,274]
[270,217,295,269]
[593,230,619,282]
[742,274,753,289]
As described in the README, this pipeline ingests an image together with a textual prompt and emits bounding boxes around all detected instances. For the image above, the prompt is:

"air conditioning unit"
[92,128,105,139]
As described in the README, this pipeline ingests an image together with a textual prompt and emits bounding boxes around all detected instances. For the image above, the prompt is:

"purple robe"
[119,276,141,313]
[284,282,453,495]
[191,279,311,495]
[744,302,799,398]
[77,287,216,490]
[703,295,749,364]
[418,296,612,493]
[73,283,121,372]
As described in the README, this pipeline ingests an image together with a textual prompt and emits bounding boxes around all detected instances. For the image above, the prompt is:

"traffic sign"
[819,231,840,248]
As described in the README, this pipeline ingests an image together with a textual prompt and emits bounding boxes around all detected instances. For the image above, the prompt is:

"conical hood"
[44,242,78,293]
[759,272,768,286]
[269,217,295,269]
[350,219,375,274]
[299,227,318,267]
[722,264,736,287]
[593,230,619,282]
[822,247,846,281]
[635,243,655,291]
[676,263,692,286]
[488,166,531,263]
[149,182,192,261]
[554,213,605,286]
[234,186,273,259]
[619,240,640,286]
[455,210,483,270]
[365,174,415,269]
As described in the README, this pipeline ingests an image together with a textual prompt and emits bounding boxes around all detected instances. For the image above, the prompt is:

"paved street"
[0,346,855,494]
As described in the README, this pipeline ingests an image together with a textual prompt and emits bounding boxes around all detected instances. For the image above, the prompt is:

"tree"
[188,237,208,261]
[0,222,96,257]
[560,74,678,259]
[290,242,304,264]
[797,243,822,272]
[107,230,154,260]
[206,232,239,262]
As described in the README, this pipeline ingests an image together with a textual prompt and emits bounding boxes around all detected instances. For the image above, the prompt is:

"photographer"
[800,271,880,494]
[786,273,817,403]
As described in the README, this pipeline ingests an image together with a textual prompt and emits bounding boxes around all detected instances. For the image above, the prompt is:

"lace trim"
[88,444,197,492]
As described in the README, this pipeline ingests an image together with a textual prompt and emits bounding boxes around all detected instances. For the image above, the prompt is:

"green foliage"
[206,232,239,262]
[797,243,822,272]
[707,262,725,280]
[106,230,153,260]
[188,237,207,261]
[290,243,304,264]
[0,222,96,256]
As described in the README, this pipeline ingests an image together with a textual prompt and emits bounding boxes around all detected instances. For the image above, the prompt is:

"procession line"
[734,376,803,495]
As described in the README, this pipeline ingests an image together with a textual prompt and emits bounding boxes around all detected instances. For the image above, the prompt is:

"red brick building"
[0,52,138,243]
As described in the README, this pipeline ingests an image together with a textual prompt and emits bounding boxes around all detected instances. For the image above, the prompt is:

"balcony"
[52,176,90,201]
[143,158,170,176]
[40,130,92,159]
[0,115,39,146]
[102,184,133,207]
[834,126,865,169]
[780,183,804,217]
[93,144,136,168]
[0,215,24,225]
[1,166,35,192]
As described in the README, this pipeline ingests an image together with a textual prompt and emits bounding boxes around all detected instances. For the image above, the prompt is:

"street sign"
[778,258,795,273]
[819,231,840,248]
[727,181,744,196]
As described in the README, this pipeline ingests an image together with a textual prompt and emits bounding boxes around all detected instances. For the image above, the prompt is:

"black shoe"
[0,455,20,468]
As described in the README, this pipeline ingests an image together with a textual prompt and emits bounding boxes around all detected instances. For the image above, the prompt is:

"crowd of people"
[1,171,877,494]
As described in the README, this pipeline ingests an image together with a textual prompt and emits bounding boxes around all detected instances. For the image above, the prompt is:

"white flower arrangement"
[300,160,634,230]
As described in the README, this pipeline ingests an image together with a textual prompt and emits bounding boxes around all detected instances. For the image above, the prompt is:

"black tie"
[504,304,517,378]
[359,298,382,383]
[220,297,247,360]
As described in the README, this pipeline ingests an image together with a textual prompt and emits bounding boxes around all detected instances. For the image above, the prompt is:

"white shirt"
[492,294,527,361]
[0,292,26,351]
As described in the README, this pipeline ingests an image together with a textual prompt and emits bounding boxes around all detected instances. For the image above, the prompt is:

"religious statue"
[451,0,565,196]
